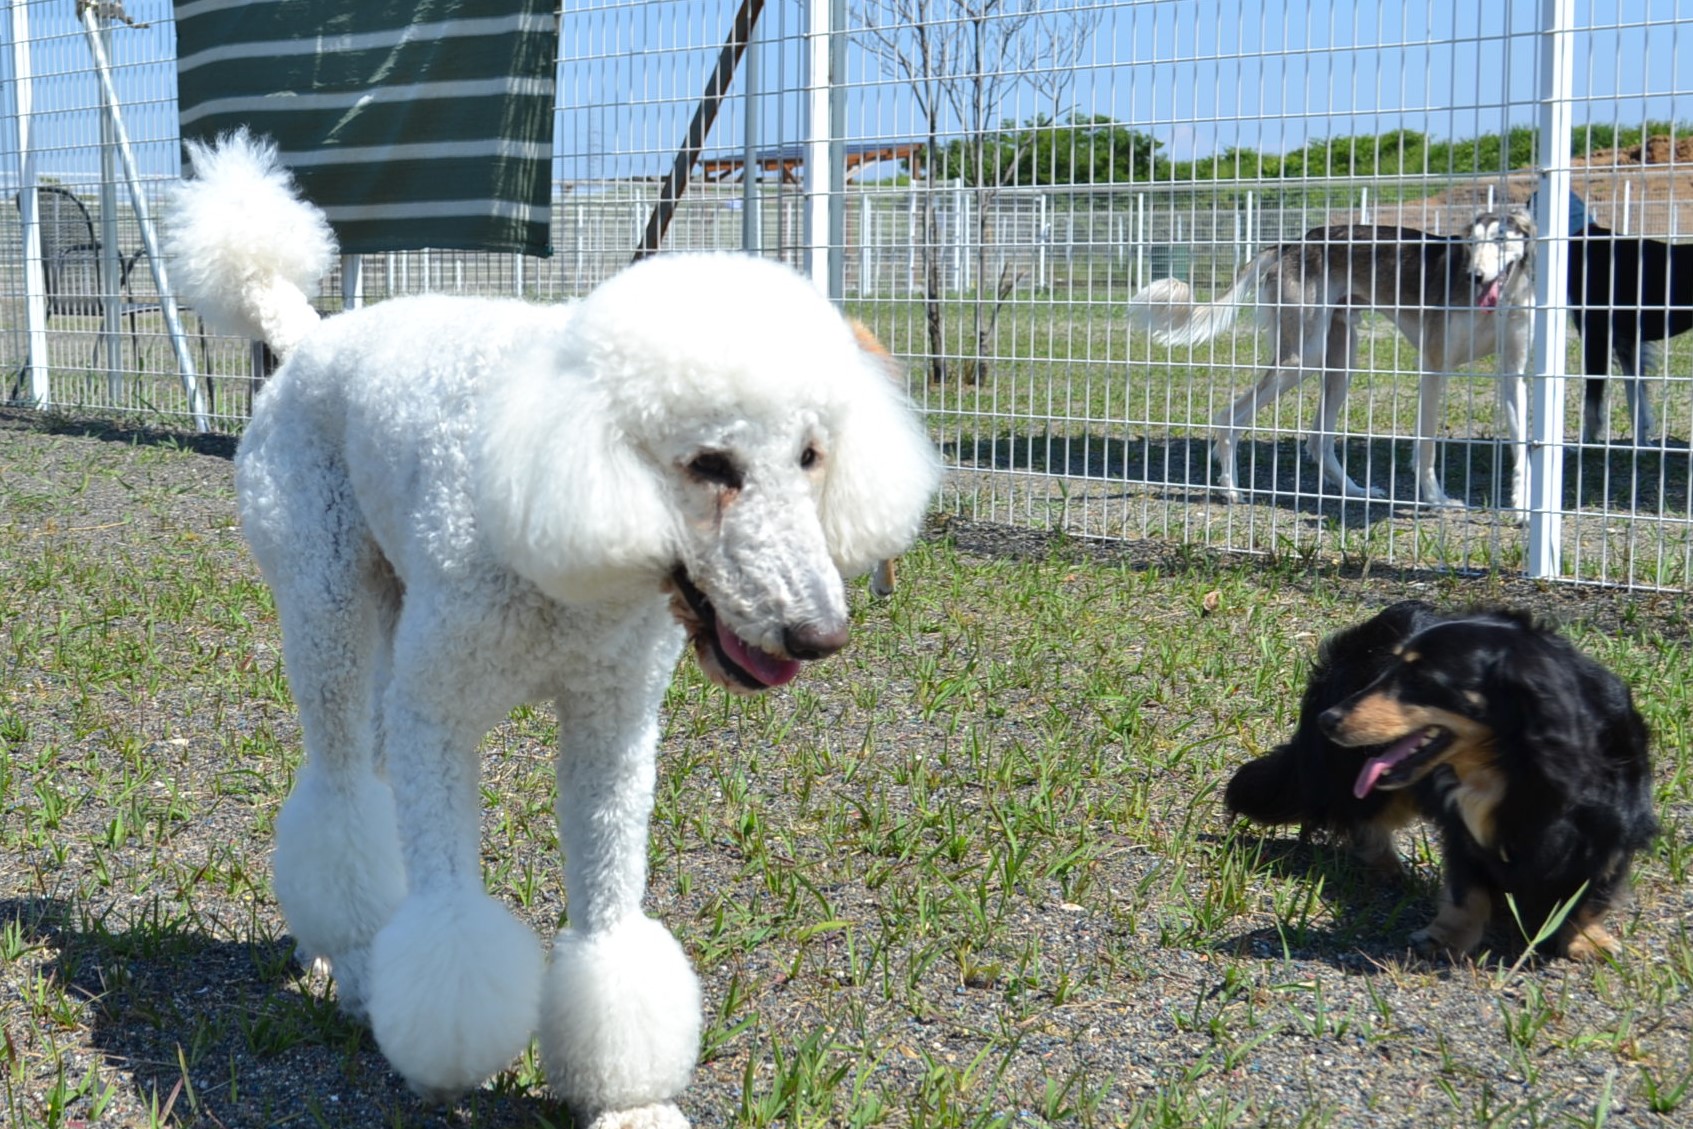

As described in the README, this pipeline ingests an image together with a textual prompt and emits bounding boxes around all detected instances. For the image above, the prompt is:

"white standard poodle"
[164,133,939,1128]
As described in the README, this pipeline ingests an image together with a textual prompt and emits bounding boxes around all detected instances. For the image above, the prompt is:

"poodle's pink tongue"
[715,620,801,687]
[1352,731,1429,799]
[1477,277,1503,309]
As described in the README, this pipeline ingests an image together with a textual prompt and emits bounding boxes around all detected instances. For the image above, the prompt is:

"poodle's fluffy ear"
[476,350,676,604]
[820,326,941,578]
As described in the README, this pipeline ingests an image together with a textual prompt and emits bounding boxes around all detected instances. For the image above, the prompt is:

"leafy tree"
[932,114,1163,186]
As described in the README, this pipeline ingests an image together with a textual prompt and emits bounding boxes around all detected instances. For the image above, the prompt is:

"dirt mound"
[1356,135,1693,238]
[1584,134,1693,167]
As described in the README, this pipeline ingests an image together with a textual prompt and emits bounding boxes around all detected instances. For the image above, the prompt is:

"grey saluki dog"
[1129,208,1535,510]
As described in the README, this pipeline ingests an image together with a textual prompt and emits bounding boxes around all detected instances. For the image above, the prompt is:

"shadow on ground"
[1204,830,1578,974]
[953,429,1693,520]
[0,896,569,1128]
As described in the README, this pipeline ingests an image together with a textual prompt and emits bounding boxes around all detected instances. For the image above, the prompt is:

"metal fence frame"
[3,0,1691,587]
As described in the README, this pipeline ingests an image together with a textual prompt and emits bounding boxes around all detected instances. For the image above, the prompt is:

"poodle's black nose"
[784,621,849,661]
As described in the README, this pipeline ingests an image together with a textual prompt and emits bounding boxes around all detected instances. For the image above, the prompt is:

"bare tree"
[854,1,1097,383]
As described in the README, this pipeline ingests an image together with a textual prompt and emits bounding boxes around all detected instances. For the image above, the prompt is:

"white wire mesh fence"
[2,1,1691,587]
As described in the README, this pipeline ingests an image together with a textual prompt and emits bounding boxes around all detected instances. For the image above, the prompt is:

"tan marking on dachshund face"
[1412,884,1492,956]
[1327,698,1489,748]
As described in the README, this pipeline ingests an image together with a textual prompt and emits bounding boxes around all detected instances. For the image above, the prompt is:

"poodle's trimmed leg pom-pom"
[540,914,702,1129]
[272,766,407,1019]
[366,889,545,1101]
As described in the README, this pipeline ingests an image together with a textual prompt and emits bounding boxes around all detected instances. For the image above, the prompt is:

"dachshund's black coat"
[1227,601,1658,958]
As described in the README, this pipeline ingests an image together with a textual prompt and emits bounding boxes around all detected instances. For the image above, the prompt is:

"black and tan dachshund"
[1227,601,1658,959]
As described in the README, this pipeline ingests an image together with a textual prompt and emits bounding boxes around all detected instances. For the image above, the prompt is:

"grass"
[1,412,1691,1127]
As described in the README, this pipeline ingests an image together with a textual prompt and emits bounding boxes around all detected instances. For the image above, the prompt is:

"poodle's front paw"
[584,1102,691,1129]
[541,915,701,1115]
[366,889,544,1099]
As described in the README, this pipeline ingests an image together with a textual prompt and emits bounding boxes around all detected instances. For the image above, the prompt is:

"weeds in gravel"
[2,420,1692,1127]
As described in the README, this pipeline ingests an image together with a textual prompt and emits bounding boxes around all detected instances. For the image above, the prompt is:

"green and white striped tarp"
[175,0,556,256]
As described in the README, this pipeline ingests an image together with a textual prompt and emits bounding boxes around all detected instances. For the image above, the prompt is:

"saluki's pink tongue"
[1477,277,1502,309]
[715,620,800,687]
[1352,731,1429,799]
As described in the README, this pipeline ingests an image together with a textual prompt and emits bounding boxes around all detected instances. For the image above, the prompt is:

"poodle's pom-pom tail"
[164,130,336,356]
[1224,748,1306,826]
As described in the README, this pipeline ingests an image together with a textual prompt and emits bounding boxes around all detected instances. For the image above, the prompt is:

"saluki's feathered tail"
[1126,245,1280,348]
[163,130,337,358]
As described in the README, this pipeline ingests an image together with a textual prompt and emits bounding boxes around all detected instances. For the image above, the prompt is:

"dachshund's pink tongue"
[1352,731,1429,799]
[1477,278,1502,309]
[715,620,801,687]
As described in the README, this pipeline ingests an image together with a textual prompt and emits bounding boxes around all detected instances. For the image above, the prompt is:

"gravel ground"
[1,408,1690,1129]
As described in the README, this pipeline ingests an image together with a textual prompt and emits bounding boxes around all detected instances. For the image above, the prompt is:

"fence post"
[79,6,206,431]
[742,14,760,254]
[804,0,843,298]
[7,0,49,408]
[1527,0,1575,578]
[342,256,364,310]
[96,14,123,400]
[859,192,871,297]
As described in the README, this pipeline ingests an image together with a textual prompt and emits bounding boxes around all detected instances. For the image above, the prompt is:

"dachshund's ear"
[820,325,941,577]
[477,352,675,604]
[1487,636,1601,793]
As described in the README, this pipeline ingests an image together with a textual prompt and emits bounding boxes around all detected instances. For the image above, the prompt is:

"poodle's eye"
[686,451,742,489]
[799,444,821,471]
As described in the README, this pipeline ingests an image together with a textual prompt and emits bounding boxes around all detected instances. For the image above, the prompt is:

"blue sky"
[2,1,1687,185]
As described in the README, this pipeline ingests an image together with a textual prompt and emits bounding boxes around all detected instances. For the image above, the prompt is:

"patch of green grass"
[2,420,1691,1127]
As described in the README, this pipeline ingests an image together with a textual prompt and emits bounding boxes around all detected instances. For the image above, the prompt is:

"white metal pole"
[97,16,122,399]
[1528,0,1575,578]
[827,0,845,301]
[80,7,207,431]
[741,16,760,253]
[803,0,832,292]
[7,0,49,408]
[859,192,870,297]
[342,256,364,310]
